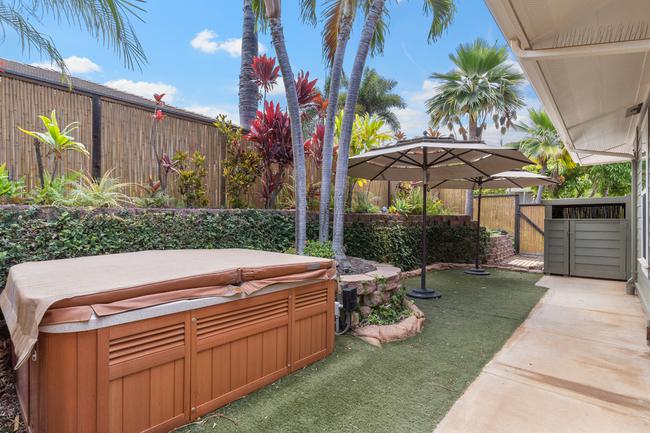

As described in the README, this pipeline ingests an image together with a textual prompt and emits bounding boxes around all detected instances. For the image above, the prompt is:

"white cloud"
[103,79,178,103]
[183,104,239,123]
[31,56,101,74]
[191,29,266,57]
[267,79,285,96]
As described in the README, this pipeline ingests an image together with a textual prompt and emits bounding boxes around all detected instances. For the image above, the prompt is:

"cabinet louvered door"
[191,290,291,417]
[98,313,191,433]
[291,282,335,370]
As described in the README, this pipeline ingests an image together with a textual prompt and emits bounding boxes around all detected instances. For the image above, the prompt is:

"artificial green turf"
[176,270,545,433]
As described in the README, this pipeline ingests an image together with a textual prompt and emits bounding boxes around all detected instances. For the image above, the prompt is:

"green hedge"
[0,207,486,288]
[344,221,489,271]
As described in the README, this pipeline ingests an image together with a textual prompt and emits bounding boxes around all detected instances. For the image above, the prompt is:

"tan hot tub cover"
[0,249,335,368]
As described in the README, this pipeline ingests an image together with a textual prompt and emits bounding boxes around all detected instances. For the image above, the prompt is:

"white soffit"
[485,0,650,165]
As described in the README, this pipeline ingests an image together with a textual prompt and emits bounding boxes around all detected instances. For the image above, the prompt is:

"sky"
[2,0,541,144]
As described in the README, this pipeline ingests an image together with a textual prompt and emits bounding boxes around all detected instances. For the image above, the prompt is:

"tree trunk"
[332,0,386,259]
[535,165,547,203]
[33,140,45,188]
[239,0,259,130]
[269,18,307,254]
[464,115,480,216]
[319,17,352,242]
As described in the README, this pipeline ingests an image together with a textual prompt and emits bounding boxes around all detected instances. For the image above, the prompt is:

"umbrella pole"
[408,147,442,299]
[465,183,490,276]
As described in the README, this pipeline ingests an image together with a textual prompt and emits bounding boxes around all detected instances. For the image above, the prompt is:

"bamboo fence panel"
[0,76,92,188]
[101,100,226,206]
[438,189,467,214]
[472,195,516,233]
[519,204,545,254]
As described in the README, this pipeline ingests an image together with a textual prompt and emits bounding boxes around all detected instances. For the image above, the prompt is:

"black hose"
[335,311,351,335]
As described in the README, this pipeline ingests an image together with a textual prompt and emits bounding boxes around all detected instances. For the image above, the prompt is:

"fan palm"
[425,39,525,140]
[340,68,406,131]
[510,109,574,203]
[426,38,525,214]
[0,0,146,74]
[331,0,455,258]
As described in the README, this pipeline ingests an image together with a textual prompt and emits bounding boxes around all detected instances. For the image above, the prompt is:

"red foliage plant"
[304,124,324,166]
[246,102,294,208]
[251,55,281,96]
[295,71,319,107]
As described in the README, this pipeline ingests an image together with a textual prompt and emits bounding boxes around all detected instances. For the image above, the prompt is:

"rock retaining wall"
[485,234,516,264]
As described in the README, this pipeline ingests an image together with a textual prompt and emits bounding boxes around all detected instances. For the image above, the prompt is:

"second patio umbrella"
[429,171,558,276]
[348,137,532,299]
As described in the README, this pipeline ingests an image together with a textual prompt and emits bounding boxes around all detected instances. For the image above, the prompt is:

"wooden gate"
[517,204,545,254]
[544,219,628,280]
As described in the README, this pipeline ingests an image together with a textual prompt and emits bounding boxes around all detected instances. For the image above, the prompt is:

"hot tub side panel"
[20,279,336,433]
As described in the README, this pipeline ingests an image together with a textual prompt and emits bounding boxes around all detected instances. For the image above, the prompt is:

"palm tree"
[239,0,259,130]
[308,0,388,243]
[426,38,525,215]
[331,0,455,258]
[1,0,146,74]
[511,109,574,203]
[340,68,406,131]
[260,0,308,254]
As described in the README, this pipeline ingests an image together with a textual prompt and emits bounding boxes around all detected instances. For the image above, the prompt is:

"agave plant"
[18,110,89,178]
[59,170,132,208]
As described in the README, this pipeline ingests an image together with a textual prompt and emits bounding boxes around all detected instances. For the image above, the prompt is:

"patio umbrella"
[348,137,532,299]
[429,171,558,276]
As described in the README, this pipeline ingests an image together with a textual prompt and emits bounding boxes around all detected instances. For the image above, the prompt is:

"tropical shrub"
[58,171,131,208]
[18,110,89,178]
[173,150,209,208]
[29,171,80,205]
[351,191,379,213]
[389,184,450,216]
[246,102,294,208]
[0,164,25,203]
[285,240,334,259]
[214,115,262,208]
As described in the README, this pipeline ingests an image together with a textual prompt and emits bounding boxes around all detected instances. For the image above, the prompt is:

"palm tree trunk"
[332,0,386,258]
[269,18,307,254]
[536,165,547,203]
[464,115,480,216]
[319,17,352,242]
[239,0,259,130]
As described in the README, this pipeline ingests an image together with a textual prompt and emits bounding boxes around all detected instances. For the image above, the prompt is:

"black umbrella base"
[407,288,442,299]
[464,268,491,276]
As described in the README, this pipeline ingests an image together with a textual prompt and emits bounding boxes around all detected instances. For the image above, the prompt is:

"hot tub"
[1,249,336,433]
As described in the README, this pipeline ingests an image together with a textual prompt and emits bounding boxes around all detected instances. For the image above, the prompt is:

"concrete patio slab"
[433,275,650,433]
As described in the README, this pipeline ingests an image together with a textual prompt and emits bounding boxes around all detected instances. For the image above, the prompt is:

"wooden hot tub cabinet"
[16,280,336,433]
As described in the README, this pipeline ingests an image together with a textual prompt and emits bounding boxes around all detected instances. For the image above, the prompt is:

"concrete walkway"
[433,276,650,433]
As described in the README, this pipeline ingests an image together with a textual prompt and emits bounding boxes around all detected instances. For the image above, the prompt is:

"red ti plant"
[251,54,280,103]
[148,93,169,191]
[246,101,294,208]
[295,71,319,109]
[304,124,324,166]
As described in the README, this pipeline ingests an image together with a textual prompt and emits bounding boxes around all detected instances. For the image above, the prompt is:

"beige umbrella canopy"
[427,170,558,276]
[347,137,533,299]
[347,137,533,182]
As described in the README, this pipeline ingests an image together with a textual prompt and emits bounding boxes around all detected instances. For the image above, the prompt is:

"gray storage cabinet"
[544,197,629,281]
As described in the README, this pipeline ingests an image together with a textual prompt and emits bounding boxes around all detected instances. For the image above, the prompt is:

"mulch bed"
[0,324,24,433]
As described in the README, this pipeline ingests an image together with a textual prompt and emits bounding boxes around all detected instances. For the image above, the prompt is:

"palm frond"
[423,0,455,42]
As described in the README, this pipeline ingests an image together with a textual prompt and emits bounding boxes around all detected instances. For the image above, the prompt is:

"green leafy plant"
[18,110,89,178]
[214,115,262,208]
[29,171,80,205]
[0,163,25,203]
[362,288,411,326]
[351,191,379,213]
[173,150,209,208]
[389,184,450,216]
[57,170,131,208]
[285,240,334,259]
[277,177,320,211]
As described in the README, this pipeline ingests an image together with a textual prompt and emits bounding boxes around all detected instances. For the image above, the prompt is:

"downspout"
[628,151,638,295]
